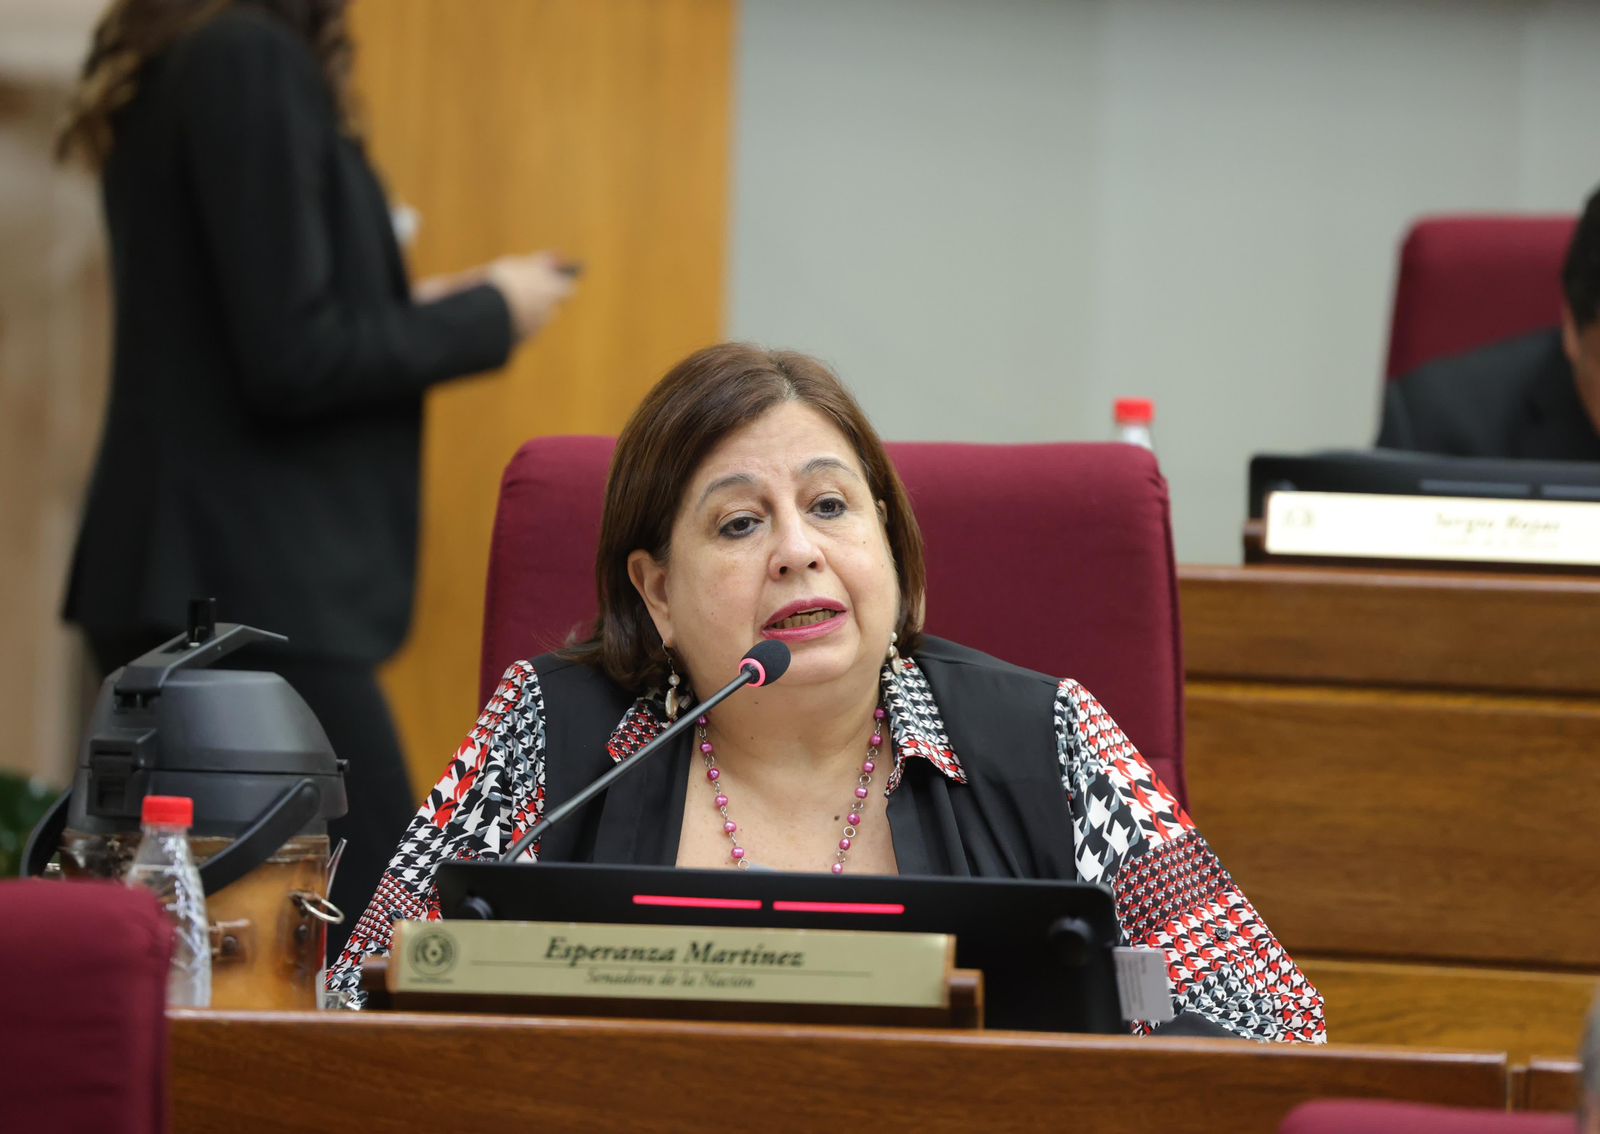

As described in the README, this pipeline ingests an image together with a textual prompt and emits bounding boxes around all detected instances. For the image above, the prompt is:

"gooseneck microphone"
[499,640,791,862]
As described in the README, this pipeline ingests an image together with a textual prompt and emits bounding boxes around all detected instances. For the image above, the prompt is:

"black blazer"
[64,6,512,661]
[1375,329,1600,461]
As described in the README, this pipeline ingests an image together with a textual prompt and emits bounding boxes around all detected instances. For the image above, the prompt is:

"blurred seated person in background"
[1377,185,1600,460]
[327,343,1325,1042]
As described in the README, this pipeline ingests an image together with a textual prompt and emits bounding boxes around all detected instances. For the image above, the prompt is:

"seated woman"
[327,342,1325,1041]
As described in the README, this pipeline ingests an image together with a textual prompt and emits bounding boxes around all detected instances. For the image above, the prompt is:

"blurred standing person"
[56,0,575,949]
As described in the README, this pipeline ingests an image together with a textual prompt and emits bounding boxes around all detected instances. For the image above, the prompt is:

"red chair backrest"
[480,437,1188,805]
[1281,1100,1575,1134]
[1384,215,1576,381]
[0,879,171,1134]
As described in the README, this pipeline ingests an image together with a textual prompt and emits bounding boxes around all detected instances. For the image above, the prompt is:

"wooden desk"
[1516,1059,1583,1113]
[169,1011,1510,1134]
[1179,564,1600,1060]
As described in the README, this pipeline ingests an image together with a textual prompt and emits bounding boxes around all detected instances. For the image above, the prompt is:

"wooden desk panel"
[1181,565,1600,696]
[1186,682,1600,969]
[1299,958,1599,1066]
[1518,1059,1583,1113]
[169,1012,1510,1134]
[1178,564,1600,1061]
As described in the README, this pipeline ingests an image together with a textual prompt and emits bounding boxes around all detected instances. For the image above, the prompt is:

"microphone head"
[739,640,792,687]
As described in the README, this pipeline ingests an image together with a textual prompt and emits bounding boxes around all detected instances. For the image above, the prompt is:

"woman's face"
[628,401,899,698]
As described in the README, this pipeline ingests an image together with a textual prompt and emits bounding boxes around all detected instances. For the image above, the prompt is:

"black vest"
[527,636,1079,879]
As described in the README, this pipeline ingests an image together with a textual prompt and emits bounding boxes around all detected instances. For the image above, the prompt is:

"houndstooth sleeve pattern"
[1055,679,1326,1043]
[325,661,549,1006]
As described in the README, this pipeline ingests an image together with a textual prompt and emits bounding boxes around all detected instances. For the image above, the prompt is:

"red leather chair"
[479,437,1188,805]
[0,879,171,1134]
[1281,1100,1575,1134]
[1384,215,1577,381]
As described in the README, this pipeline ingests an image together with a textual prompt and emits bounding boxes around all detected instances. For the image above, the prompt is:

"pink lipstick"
[761,598,847,643]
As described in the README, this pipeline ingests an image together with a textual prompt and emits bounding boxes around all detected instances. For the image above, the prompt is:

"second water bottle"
[125,794,212,1007]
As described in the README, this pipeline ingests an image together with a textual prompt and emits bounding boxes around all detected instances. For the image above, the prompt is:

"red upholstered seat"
[1384,215,1577,381]
[0,879,171,1134]
[1280,1100,1576,1134]
[480,437,1187,805]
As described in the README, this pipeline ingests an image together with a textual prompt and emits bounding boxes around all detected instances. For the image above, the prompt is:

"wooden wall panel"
[348,0,735,787]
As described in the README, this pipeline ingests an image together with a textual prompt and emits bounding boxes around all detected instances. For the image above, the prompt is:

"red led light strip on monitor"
[632,895,762,911]
[630,895,906,916]
[771,901,905,916]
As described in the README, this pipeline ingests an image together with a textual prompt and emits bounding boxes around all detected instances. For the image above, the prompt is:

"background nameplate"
[1264,490,1600,566]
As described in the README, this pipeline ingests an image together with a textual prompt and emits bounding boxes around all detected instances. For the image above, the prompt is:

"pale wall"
[728,0,1600,564]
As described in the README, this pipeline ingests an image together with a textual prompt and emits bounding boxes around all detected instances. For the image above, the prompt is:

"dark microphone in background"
[499,640,791,862]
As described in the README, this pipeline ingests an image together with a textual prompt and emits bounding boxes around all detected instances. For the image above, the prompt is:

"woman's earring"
[888,631,905,676]
[665,649,682,722]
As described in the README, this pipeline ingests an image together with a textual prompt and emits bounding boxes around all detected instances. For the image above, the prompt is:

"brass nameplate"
[390,920,953,1008]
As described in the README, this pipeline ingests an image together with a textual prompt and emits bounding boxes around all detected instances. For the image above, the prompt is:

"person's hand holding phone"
[486,251,580,341]
[414,251,580,342]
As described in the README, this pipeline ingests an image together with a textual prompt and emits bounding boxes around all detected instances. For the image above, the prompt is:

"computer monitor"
[435,861,1125,1034]
[1249,449,1600,518]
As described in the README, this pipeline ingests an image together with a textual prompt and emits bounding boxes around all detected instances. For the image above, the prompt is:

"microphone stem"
[500,664,759,863]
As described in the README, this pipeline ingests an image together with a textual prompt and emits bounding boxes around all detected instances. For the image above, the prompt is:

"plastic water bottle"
[126,795,212,1007]
[1113,398,1156,452]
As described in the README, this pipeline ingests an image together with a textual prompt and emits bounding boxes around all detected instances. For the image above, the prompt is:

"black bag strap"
[22,790,69,879]
[196,778,321,895]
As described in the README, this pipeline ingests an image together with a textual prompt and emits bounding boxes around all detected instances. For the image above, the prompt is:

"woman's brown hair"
[569,342,927,693]
[57,0,357,167]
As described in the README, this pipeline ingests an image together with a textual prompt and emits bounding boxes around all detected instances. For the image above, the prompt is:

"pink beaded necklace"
[695,706,886,874]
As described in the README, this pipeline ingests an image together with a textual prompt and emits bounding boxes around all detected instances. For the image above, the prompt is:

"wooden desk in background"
[1517,1058,1584,1112]
[1179,564,1600,1062]
[169,1011,1514,1134]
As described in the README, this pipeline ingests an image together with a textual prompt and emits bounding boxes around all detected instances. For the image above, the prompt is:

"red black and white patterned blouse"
[328,640,1325,1043]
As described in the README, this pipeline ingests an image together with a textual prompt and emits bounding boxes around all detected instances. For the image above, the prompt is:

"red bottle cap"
[141,795,194,828]
[1114,397,1154,425]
